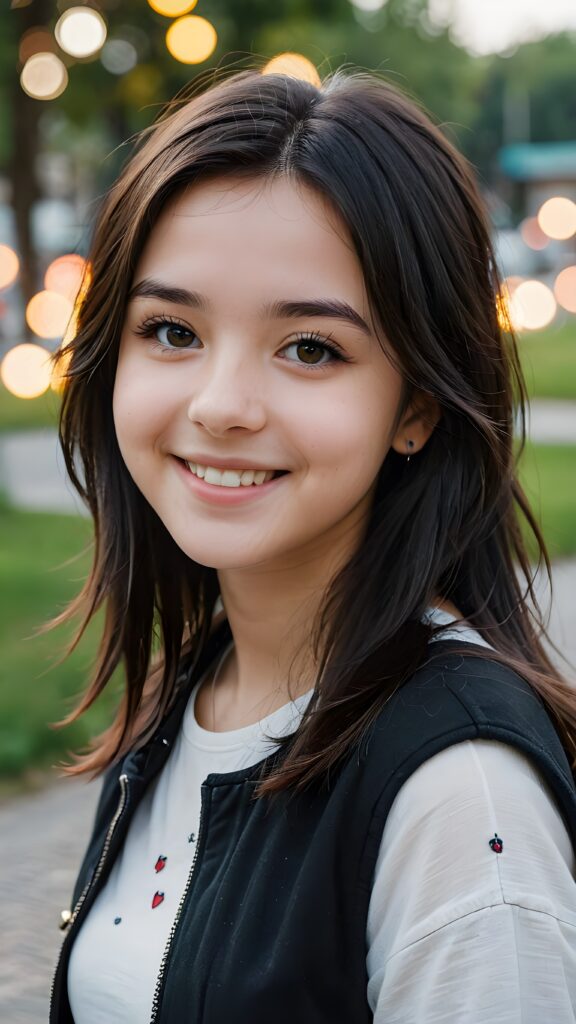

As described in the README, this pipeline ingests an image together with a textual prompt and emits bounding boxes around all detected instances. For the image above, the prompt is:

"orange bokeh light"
[26,289,75,339]
[19,27,56,64]
[45,254,89,304]
[537,197,576,241]
[508,280,557,331]
[1,343,52,399]
[165,16,217,63]
[148,0,198,14]
[262,53,321,86]
[0,245,20,289]
[520,216,549,251]
[553,266,576,314]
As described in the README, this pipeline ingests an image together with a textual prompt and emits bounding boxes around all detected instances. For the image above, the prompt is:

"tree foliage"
[0,0,575,304]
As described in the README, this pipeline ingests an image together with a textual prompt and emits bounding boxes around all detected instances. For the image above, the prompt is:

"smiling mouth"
[175,458,289,485]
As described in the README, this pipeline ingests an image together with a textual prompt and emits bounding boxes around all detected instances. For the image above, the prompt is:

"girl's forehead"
[134,175,370,315]
[161,174,344,231]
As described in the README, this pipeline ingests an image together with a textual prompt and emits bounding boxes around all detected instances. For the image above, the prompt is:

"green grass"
[517,320,576,401]
[0,439,575,783]
[0,503,120,779]
[517,442,576,561]
[0,384,61,432]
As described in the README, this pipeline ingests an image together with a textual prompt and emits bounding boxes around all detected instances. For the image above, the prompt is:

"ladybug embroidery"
[152,891,165,909]
[155,855,167,873]
[489,833,503,853]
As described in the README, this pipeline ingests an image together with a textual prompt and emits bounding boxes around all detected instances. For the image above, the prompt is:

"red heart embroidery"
[152,891,165,909]
[155,855,167,873]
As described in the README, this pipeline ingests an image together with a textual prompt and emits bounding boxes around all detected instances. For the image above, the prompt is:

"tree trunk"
[8,0,53,330]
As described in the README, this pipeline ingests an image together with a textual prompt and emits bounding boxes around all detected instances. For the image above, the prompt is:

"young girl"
[49,68,576,1022]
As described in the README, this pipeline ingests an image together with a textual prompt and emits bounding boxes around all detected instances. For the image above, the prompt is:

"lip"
[180,453,285,472]
[173,456,289,506]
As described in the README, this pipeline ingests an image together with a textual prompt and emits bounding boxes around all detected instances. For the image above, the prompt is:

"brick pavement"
[0,778,99,1023]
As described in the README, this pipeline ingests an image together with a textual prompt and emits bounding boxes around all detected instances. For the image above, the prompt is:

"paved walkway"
[0,399,576,514]
[0,778,99,1023]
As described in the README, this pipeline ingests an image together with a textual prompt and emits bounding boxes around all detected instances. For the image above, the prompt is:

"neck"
[215,530,365,707]
[211,524,461,715]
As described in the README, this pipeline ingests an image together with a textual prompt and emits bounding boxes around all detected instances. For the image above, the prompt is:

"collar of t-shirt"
[182,606,493,760]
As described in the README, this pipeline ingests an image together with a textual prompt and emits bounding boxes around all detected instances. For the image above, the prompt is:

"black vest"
[50,625,576,1023]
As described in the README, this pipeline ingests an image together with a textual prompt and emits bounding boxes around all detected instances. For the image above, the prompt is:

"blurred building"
[499,141,576,214]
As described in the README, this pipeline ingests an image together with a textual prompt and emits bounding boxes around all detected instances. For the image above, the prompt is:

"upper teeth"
[185,462,276,488]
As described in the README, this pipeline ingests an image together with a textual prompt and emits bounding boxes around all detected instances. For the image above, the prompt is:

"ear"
[390,391,442,458]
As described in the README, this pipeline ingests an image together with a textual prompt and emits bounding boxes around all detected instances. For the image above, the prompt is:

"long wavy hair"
[52,66,576,794]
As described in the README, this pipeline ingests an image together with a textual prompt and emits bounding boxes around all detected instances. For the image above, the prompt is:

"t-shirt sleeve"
[366,738,576,1023]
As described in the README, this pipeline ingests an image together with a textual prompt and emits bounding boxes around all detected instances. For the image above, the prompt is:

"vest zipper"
[149,782,209,1023]
[49,773,130,1020]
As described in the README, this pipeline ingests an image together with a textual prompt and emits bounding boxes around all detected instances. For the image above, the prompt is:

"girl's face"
[114,175,423,571]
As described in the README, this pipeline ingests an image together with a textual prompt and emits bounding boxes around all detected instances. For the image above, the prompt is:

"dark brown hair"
[52,66,576,794]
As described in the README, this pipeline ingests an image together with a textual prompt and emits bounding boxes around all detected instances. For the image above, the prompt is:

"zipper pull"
[59,909,72,931]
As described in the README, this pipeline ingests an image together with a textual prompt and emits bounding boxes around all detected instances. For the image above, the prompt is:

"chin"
[171,537,268,571]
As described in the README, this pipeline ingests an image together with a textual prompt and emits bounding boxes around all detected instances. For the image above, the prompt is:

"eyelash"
[132,314,352,371]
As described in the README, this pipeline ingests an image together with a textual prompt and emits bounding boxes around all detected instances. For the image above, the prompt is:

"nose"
[186,344,267,436]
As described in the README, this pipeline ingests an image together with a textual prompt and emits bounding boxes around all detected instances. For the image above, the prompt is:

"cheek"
[300,384,397,490]
[112,374,141,458]
[112,352,171,452]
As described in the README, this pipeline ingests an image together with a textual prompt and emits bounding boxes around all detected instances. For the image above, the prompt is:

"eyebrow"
[127,277,372,337]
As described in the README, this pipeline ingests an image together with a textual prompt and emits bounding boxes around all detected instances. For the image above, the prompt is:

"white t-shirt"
[68,609,576,1022]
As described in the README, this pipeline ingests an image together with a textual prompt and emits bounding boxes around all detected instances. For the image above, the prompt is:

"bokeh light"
[26,290,75,339]
[20,53,68,100]
[537,197,576,241]
[262,53,321,86]
[554,266,576,314]
[350,0,387,9]
[503,275,524,295]
[44,254,88,304]
[55,7,107,59]
[0,246,20,289]
[1,343,52,399]
[118,64,163,105]
[112,24,150,61]
[148,0,198,15]
[508,280,557,331]
[19,27,56,64]
[101,38,138,75]
[165,16,217,63]
[520,216,549,251]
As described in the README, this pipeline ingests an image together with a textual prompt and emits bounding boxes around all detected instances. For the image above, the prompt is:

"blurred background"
[0,1,575,1019]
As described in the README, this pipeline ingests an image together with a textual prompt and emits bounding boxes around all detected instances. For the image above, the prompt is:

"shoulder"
[372,738,576,925]
[366,737,576,993]
[374,736,576,903]
[369,645,553,752]
[384,738,575,873]
[361,645,576,838]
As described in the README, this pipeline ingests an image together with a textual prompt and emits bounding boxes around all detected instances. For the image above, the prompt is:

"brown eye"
[161,325,194,348]
[133,316,199,350]
[296,342,325,364]
[281,333,346,371]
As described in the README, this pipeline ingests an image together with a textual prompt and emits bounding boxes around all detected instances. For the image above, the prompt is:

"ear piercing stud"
[406,439,415,463]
